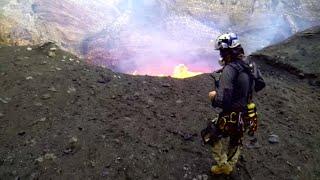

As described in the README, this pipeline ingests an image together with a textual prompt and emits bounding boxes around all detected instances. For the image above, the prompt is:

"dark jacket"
[212,59,251,112]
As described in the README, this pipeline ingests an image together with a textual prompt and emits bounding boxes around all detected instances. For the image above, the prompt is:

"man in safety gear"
[202,32,265,175]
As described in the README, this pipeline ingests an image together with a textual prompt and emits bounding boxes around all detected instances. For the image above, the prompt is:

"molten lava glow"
[172,64,202,79]
[132,64,204,79]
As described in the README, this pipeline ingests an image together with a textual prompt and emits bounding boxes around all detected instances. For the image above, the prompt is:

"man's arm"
[209,65,237,110]
[210,69,223,89]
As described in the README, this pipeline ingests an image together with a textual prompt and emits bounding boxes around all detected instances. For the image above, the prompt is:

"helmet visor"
[214,40,228,50]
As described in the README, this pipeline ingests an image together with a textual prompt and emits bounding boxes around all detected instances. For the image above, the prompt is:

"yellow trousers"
[212,139,241,168]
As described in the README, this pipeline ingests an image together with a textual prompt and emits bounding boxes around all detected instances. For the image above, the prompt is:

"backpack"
[250,62,266,92]
[229,57,266,94]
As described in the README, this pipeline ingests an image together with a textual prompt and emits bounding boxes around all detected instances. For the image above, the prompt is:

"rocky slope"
[0,0,319,72]
[177,0,320,46]
[0,0,117,54]
[1,32,320,179]
[251,26,320,81]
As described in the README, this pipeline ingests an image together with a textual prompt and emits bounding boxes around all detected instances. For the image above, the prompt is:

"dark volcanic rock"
[0,42,320,180]
[251,26,320,79]
[268,134,280,144]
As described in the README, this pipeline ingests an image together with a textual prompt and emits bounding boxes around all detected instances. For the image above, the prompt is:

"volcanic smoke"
[80,0,317,78]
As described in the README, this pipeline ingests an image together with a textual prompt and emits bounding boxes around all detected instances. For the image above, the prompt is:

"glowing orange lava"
[132,64,203,79]
[171,64,202,79]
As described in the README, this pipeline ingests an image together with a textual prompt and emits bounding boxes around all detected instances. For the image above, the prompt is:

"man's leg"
[211,139,233,175]
[212,139,227,166]
[227,136,242,168]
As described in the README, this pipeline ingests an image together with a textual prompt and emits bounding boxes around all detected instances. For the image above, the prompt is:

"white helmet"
[214,32,240,50]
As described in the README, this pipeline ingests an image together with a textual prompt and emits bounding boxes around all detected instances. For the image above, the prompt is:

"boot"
[211,162,233,175]
[211,140,233,175]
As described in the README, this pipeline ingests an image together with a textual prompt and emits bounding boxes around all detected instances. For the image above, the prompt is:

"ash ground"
[0,39,320,179]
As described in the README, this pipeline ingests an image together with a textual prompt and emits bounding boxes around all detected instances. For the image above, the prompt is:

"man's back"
[212,59,251,112]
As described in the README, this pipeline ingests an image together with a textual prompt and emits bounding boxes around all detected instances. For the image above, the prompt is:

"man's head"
[214,33,244,66]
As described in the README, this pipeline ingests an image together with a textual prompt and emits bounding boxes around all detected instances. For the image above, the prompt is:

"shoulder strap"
[228,60,254,102]
[228,61,244,74]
